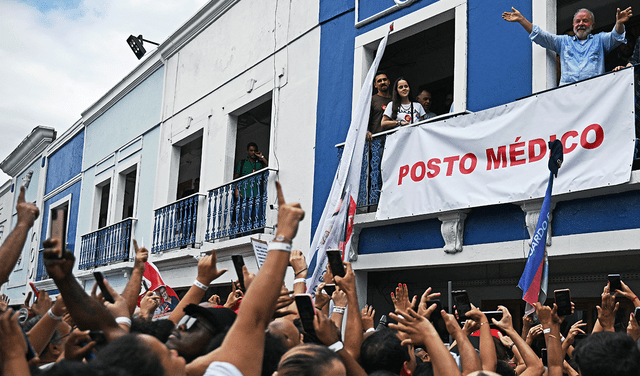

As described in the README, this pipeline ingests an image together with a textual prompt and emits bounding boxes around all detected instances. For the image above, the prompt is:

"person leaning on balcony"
[366,71,392,141]
[380,77,426,131]
[502,6,632,86]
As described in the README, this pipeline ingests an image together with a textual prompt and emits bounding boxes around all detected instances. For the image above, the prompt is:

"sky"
[0,0,210,183]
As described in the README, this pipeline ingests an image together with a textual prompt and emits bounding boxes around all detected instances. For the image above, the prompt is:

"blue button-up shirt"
[530,25,626,85]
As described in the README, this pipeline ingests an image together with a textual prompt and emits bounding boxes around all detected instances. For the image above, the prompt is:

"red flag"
[138,261,180,318]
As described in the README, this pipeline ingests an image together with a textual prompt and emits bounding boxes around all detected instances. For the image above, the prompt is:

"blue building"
[313,0,640,329]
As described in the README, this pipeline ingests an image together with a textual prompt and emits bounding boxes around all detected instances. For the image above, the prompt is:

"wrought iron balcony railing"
[79,218,136,270]
[205,168,272,241]
[36,249,48,281]
[152,194,203,253]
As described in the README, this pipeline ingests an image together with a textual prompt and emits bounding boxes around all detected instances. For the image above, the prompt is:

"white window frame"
[114,156,141,222]
[91,175,113,231]
[47,194,72,247]
[353,0,468,113]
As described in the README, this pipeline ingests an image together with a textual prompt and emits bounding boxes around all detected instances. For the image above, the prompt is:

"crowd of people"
[1,179,640,376]
[2,5,640,376]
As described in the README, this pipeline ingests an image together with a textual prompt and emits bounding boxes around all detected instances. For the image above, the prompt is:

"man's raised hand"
[16,186,39,228]
[391,283,417,313]
[197,249,227,286]
[502,7,524,22]
[417,287,441,317]
[42,238,75,281]
[132,239,148,272]
[275,181,305,241]
[616,7,633,24]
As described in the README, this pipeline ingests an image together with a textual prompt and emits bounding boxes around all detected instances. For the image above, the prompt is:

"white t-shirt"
[204,362,244,376]
[383,101,426,123]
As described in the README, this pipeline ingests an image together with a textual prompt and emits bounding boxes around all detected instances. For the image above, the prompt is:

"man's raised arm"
[502,7,533,34]
[615,7,632,35]
[187,181,304,376]
[43,239,126,341]
[0,186,39,285]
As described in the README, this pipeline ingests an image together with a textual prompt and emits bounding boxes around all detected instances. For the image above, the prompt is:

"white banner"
[377,70,635,220]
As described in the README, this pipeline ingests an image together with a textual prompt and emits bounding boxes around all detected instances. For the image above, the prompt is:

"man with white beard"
[502,6,632,86]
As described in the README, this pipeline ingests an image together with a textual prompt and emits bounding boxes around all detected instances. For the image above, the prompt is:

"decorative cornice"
[159,0,241,60]
[0,126,56,177]
[81,59,164,126]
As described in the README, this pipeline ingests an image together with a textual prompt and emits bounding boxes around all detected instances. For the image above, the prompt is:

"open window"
[48,194,71,249]
[96,180,110,229]
[176,133,203,200]
[233,99,272,179]
[114,165,138,221]
[377,19,455,115]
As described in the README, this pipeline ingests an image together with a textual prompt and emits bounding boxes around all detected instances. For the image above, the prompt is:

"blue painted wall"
[464,204,527,245]
[467,0,532,111]
[313,0,536,240]
[40,181,82,253]
[45,129,84,195]
[84,67,164,169]
[312,10,357,235]
[554,190,640,236]
[359,218,444,254]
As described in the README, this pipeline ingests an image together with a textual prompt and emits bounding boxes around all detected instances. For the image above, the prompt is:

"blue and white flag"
[306,27,392,295]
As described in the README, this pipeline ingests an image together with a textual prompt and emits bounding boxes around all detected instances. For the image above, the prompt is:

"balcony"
[205,168,274,242]
[340,66,640,212]
[79,218,136,270]
[36,249,48,281]
[151,194,204,253]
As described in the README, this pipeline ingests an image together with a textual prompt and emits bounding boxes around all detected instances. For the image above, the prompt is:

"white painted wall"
[151,0,321,288]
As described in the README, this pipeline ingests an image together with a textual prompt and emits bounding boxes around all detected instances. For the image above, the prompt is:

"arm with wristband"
[187,181,305,376]
[168,249,228,324]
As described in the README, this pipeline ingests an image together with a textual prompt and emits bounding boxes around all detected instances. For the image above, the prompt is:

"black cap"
[183,304,236,332]
[548,140,563,177]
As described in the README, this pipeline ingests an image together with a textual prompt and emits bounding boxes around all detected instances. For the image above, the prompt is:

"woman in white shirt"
[380,77,426,131]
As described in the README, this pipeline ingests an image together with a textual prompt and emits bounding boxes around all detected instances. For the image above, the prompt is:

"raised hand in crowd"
[63,329,96,362]
[361,304,375,332]
[168,249,227,324]
[314,310,368,376]
[120,239,148,315]
[417,286,441,318]
[627,312,640,342]
[593,283,618,332]
[442,309,482,374]
[27,294,68,356]
[0,186,39,286]
[43,237,126,342]
[521,314,533,341]
[465,303,497,372]
[0,308,30,375]
[31,290,53,317]
[138,291,161,321]
[331,287,348,329]
[224,287,243,310]
[290,249,308,294]
[614,280,640,308]
[335,261,363,359]
[562,320,586,358]
[208,294,221,306]
[273,286,295,318]
[391,283,417,312]
[0,294,9,313]
[526,324,543,345]
[186,181,305,376]
[535,303,562,376]
[491,306,544,376]
[390,308,462,376]
[241,265,256,291]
